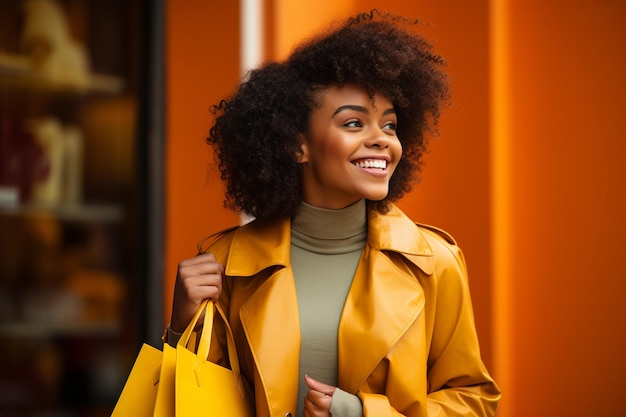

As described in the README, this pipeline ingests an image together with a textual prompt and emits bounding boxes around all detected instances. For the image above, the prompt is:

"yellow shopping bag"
[110,343,162,416]
[175,300,253,416]
[151,341,176,416]
[112,299,251,416]
[152,315,198,416]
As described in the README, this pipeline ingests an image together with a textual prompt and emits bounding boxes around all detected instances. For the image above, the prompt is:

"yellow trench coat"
[205,204,500,417]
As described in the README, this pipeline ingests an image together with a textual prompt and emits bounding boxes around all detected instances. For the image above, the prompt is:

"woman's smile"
[351,157,390,176]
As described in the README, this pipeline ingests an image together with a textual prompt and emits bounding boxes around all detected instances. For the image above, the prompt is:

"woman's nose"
[365,128,391,148]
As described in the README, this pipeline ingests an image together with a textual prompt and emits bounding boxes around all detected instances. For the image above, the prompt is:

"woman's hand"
[169,252,224,333]
[303,374,336,417]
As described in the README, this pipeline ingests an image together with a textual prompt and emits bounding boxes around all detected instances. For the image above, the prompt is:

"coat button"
[284,413,292,417]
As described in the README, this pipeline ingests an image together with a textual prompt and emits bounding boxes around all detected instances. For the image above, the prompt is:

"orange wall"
[493,1,626,415]
[164,1,240,322]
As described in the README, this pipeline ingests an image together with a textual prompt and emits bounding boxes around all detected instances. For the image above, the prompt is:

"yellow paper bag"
[175,300,253,416]
[152,342,176,417]
[110,343,162,416]
[152,310,202,416]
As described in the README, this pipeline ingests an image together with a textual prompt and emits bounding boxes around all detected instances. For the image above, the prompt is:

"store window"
[0,0,160,414]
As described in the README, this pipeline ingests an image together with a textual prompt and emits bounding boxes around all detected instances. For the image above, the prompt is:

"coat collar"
[225,203,435,277]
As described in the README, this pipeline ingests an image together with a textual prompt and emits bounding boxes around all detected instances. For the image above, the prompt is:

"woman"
[165,10,500,417]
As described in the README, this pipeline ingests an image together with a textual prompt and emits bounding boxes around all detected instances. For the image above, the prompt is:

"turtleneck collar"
[290,199,367,255]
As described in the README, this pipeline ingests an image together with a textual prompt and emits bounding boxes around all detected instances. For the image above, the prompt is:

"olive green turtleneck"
[291,199,367,417]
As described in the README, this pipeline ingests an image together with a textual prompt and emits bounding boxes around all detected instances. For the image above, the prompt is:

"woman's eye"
[344,120,362,128]
[382,121,397,131]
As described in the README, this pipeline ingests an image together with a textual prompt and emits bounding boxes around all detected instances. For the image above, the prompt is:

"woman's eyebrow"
[333,105,396,116]
[333,104,368,116]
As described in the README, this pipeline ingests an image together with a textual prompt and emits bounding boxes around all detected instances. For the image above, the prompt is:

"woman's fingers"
[303,375,335,417]
[177,253,224,297]
[178,253,224,279]
[170,252,224,331]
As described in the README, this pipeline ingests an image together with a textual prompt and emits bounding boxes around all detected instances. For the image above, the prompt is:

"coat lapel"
[226,219,300,416]
[337,206,433,393]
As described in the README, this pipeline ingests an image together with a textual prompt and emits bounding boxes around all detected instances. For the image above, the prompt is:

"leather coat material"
[205,204,500,417]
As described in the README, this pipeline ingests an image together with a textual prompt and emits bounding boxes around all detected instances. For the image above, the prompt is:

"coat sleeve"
[357,235,500,417]
[419,238,500,416]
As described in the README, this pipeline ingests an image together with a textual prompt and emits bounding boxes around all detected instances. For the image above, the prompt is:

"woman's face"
[299,84,402,209]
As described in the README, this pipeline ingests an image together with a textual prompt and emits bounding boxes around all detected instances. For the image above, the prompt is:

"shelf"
[0,321,121,338]
[0,52,124,95]
[0,202,124,223]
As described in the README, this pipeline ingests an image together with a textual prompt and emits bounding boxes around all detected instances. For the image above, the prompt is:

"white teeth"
[354,159,387,169]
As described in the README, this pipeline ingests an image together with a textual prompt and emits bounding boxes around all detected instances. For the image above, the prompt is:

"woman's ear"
[297,134,309,163]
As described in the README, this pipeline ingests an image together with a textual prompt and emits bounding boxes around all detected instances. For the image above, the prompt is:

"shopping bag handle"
[178,299,208,349]
[177,299,246,398]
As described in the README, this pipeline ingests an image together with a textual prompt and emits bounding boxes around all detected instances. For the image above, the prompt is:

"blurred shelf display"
[0,0,153,415]
[0,322,121,338]
[0,52,125,94]
[0,201,124,223]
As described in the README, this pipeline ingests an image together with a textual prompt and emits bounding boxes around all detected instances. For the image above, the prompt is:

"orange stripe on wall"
[490,0,513,415]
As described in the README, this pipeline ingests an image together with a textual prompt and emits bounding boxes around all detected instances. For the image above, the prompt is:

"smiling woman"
[165,9,500,417]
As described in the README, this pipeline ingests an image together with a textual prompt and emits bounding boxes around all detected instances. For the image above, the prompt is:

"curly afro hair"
[207,10,450,221]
